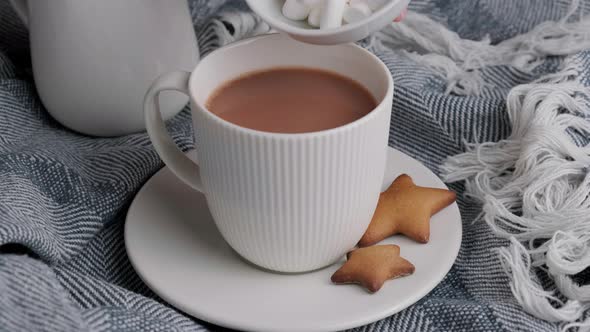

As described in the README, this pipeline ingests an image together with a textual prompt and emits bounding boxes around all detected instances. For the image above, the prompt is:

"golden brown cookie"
[359,174,456,246]
[331,245,415,293]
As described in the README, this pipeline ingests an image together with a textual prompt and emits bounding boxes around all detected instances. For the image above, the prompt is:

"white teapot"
[9,0,200,136]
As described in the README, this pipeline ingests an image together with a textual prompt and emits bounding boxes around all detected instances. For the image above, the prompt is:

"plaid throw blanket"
[1,0,589,331]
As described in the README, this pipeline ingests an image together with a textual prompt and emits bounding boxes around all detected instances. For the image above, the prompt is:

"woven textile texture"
[1,0,589,331]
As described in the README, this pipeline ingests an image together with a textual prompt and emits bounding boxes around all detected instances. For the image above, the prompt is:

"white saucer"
[125,147,462,332]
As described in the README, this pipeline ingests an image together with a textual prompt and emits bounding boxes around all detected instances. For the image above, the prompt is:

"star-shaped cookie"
[331,245,415,293]
[359,174,456,246]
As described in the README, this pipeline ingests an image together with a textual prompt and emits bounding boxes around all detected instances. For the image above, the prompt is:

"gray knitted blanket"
[1,0,590,331]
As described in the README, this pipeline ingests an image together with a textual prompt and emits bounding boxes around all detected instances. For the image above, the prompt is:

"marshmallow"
[281,0,382,30]
[282,0,311,21]
[308,5,322,27]
[366,0,389,11]
[343,2,372,23]
[320,0,346,29]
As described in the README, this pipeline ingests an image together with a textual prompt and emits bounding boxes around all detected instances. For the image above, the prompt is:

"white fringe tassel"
[440,28,590,332]
[369,0,590,95]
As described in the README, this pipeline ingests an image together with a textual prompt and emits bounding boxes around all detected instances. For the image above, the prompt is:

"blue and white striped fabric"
[0,0,588,331]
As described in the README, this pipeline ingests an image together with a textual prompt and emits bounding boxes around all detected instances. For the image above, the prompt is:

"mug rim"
[188,33,394,139]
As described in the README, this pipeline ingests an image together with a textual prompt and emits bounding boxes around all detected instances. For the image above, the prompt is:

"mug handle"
[8,0,29,26]
[144,71,203,192]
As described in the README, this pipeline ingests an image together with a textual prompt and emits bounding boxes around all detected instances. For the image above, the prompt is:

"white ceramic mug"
[144,33,394,273]
[9,0,199,136]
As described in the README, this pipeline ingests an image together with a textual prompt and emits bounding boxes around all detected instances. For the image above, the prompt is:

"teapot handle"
[8,0,28,27]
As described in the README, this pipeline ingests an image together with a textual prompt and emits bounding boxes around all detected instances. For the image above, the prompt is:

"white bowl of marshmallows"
[246,0,410,45]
